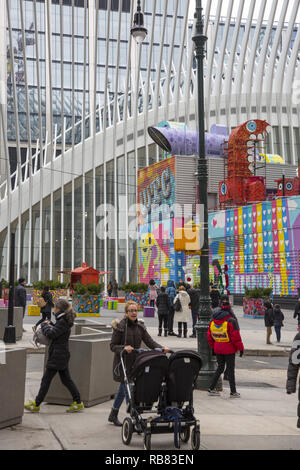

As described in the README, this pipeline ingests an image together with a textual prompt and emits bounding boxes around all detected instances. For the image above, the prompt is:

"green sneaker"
[66,401,84,413]
[24,400,40,413]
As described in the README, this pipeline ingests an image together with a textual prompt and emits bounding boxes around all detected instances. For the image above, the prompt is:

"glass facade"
[1,0,299,287]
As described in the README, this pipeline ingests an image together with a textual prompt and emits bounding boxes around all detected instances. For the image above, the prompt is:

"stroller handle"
[121,347,174,356]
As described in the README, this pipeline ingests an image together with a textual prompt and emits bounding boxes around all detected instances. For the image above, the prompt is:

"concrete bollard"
[44,337,118,407]
[0,348,27,429]
[0,307,24,341]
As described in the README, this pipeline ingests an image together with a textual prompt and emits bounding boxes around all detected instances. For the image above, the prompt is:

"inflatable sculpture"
[275,177,300,197]
[219,120,270,208]
[148,121,229,157]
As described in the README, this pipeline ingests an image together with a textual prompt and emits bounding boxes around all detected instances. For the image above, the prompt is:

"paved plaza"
[0,304,299,451]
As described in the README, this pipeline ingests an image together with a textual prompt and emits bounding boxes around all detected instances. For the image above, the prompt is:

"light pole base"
[195,370,223,391]
[3,325,16,344]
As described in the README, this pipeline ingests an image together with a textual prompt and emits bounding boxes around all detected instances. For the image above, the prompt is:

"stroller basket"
[167,350,202,405]
[130,350,169,407]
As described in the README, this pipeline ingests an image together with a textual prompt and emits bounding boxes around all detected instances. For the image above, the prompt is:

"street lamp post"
[3,232,16,344]
[192,0,220,390]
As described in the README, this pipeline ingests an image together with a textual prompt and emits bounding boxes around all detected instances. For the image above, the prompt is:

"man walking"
[15,278,27,331]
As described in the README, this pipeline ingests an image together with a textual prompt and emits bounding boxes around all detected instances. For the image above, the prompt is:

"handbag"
[37,296,46,308]
[174,297,182,312]
[33,327,51,348]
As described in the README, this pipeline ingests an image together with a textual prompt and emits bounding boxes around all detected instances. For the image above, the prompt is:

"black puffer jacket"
[286,332,300,420]
[41,312,72,370]
[110,317,162,383]
[273,307,284,327]
[41,291,54,315]
[156,293,170,316]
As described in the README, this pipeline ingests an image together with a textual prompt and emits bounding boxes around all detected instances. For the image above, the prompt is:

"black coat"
[273,308,284,327]
[286,332,300,419]
[41,313,72,370]
[210,289,221,308]
[41,291,54,315]
[187,288,200,311]
[264,307,274,327]
[110,317,162,383]
[294,302,300,324]
[14,284,27,307]
[156,293,170,316]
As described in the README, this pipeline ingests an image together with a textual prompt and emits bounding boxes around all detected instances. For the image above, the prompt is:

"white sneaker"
[230,392,241,398]
[208,389,221,396]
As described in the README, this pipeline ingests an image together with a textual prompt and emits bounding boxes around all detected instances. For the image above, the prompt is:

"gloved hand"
[239,350,244,358]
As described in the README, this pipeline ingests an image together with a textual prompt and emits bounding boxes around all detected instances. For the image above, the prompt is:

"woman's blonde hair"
[125,301,138,314]
[178,286,186,291]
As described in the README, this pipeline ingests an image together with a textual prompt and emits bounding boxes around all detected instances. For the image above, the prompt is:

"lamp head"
[131,3,148,44]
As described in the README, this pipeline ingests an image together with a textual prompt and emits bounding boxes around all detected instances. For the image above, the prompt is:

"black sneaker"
[208,389,220,396]
[168,332,178,337]
[230,392,241,398]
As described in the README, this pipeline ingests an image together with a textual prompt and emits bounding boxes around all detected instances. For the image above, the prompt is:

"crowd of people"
[9,275,299,430]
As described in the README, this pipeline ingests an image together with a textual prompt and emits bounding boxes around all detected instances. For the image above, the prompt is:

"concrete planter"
[0,348,26,429]
[243,298,265,318]
[71,319,112,336]
[0,307,24,341]
[72,295,101,317]
[44,336,118,407]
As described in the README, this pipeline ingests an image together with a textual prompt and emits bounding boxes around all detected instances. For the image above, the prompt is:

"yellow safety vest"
[210,321,230,343]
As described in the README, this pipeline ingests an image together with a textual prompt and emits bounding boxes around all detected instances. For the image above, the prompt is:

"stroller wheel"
[143,431,151,450]
[191,426,200,451]
[122,418,134,446]
[180,426,190,443]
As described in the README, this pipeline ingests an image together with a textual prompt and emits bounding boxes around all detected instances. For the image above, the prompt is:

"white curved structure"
[0,0,299,284]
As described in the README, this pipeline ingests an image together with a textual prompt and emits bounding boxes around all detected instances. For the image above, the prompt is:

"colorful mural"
[137,157,185,285]
[137,158,300,297]
[209,196,300,296]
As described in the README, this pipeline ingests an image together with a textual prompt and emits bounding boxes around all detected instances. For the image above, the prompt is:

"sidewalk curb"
[22,346,290,357]
[244,348,290,357]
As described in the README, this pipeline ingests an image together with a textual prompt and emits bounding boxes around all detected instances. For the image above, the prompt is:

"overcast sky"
[189,0,300,22]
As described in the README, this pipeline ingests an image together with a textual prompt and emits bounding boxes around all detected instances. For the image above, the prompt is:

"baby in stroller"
[121,347,202,450]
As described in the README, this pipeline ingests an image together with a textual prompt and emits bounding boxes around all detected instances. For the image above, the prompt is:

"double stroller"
[120,348,202,450]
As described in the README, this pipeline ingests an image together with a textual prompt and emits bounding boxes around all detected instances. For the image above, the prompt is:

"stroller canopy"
[167,350,202,405]
[130,350,169,380]
[129,350,169,407]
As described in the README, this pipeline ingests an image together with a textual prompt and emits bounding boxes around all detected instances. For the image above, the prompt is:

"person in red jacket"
[207,305,244,398]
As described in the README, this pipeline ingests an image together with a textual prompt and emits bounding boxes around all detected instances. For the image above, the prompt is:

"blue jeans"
[113,383,129,410]
[274,325,282,342]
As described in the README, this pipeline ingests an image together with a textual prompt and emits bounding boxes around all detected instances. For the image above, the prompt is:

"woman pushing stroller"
[108,301,170,427]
